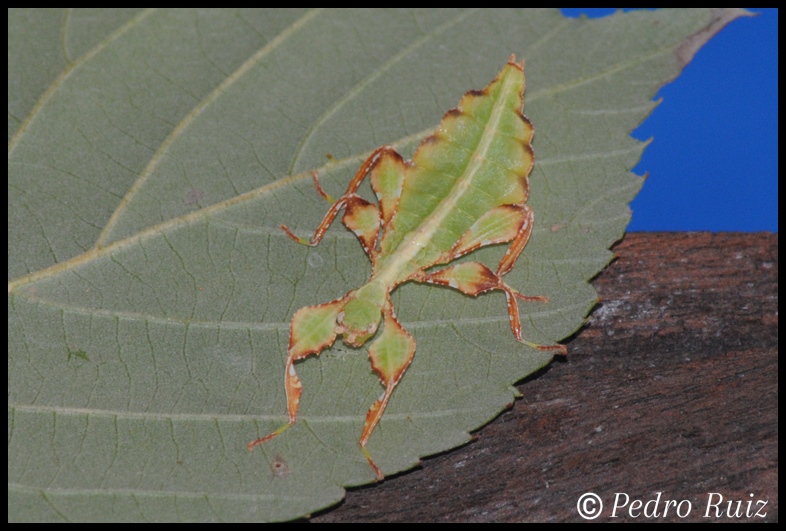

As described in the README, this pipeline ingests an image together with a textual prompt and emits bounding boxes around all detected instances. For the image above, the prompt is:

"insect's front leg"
[360,297,416,480]
[247,298,345,451]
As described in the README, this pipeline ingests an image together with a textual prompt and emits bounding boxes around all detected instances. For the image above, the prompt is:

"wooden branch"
[313,232,778,522]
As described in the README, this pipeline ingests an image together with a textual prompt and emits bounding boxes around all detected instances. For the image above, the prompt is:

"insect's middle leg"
[280,145,399,247]
[412,262,565,354]
[411,202,564,351]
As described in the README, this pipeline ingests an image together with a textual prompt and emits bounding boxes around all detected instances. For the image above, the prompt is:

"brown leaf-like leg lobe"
[247,298,345,451]
[413,200,566,354]
[369,148,407,228]
[361,299,416,480]
[412,262,566,354]
[342,196,381,262]
[280,146,399,247]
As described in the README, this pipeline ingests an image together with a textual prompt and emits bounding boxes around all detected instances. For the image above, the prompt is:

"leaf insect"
[249,55,566,480]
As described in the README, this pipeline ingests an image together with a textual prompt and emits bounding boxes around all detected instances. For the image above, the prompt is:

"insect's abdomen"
[378,62,533,280]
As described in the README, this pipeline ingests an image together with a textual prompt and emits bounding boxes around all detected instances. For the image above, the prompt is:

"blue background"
[561,8,777,232]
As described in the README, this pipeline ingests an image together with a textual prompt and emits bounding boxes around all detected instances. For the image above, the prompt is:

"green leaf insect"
[248,55,566,480]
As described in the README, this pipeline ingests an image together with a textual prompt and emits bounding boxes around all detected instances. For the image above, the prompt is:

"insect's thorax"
[337,281,386,346]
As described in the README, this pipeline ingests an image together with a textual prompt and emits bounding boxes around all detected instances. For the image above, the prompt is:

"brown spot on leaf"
[551,222,567,233]
[271,455,290,478]
[184,188,204,206]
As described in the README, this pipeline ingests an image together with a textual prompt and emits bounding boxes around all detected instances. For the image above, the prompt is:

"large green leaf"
[8,9,747,522]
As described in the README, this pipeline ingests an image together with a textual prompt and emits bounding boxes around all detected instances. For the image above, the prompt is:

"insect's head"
[337,283,385,347]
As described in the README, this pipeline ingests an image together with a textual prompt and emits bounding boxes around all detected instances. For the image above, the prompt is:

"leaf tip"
[675,9,756,68]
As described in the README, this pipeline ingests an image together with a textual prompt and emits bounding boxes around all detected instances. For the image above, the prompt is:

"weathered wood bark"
[313,232,778,522]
